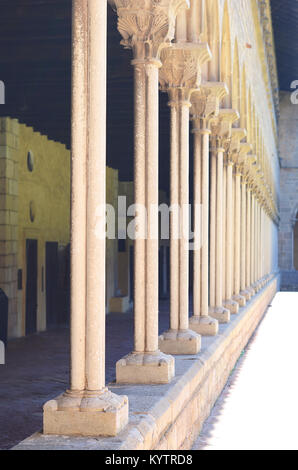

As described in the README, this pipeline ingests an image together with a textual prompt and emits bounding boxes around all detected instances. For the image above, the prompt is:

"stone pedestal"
[224,299,239,314]
[44,391,128,437]
[116,352,175,384]
[189,315,219,336]
[159,329,201,355]
[209,306,230,324]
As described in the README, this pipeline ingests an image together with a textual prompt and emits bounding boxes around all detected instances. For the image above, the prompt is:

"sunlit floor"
[193,292,298,451]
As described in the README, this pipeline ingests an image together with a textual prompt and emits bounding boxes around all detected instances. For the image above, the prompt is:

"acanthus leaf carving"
[112,0,189,60]
[159,43,211,100]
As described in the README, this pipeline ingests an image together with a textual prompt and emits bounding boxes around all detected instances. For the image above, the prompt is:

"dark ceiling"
[0,0,296,188]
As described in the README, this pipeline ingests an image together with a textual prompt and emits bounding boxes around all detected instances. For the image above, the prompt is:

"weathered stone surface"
[13,276,278,450]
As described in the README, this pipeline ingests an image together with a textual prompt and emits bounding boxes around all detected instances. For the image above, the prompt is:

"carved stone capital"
[190,82,228,121]
[112,0,189,60]
[210,109,239,142]
[225,129,247,164]
[159,42,211,101]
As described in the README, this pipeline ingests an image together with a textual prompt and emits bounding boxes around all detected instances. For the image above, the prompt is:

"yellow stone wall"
[1,118,119,338]
[0,118,19,338]
[17,123,71,336]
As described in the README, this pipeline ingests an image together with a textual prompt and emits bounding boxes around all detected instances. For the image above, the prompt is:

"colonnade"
[43,0,279,438]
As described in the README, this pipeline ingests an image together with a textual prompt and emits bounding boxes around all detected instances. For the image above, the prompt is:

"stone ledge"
[13,275,279,451]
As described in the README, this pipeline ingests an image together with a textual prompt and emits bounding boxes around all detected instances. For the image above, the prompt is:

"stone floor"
[192,292,298,451]
[0,301,170,450]
[2,292,297,451]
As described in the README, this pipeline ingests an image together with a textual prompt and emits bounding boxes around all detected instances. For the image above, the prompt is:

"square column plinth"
[116,352,175,384]
[209,306,231,324]
[189,315,219,336]
[43,390,128,437]
[158,329,201,355]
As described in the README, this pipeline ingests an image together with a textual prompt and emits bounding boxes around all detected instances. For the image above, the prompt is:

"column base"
[224,299,239,314]
[246,286,256,297]
[240,289,251,301]
[252,282,261,292]
[116,351,175,384]
[232,294,246,307]
[209,306,230,324]
[109,295,131,313]
[189,315,219,336]
[158,329,201,355]
[43,389,129,437]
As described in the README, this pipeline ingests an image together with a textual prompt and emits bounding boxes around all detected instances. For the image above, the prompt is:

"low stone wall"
[13,275,279,451]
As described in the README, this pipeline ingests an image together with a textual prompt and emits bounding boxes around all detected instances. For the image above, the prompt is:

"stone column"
[246,155,257,296]
[158,43,211,354]
[253,189,260,292]
[222,160,227,308]
[223,129,247,314]
[209,138,217,311]
[240,176,251,300]
[246,182,254,296]
[233,162,246,307]
[189,83,228,336]
[209,109,239,323]
[251,191,256,289]
[113,0,188,384]
[239,144,253,301]
[224,155,239,314]
[43,0,128,437]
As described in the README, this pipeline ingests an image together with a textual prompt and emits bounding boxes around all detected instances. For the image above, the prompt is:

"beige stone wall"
[0,118,19,338]
[17,122,71,336]
[279,92,298,274]
[106,167,119,309]
[1,117,120,337]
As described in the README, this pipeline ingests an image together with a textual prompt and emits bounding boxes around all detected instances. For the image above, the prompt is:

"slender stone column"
[222,161,227,305]
[233,164,246,307]
[240,177,251,300]
[251,192,256,288]
[223,129,246,314]
[114,0,188,383]
[246,184,253,296]
[158,43,211,354]
[189,83,228,336]
[192,119,201,324]
[209,139,217,310]
[43,0,128,437]
[209,143,230,323]
[209,109,239,323]
[253,194,260,291]
[224,156,239,314]
[245,155,257,297]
